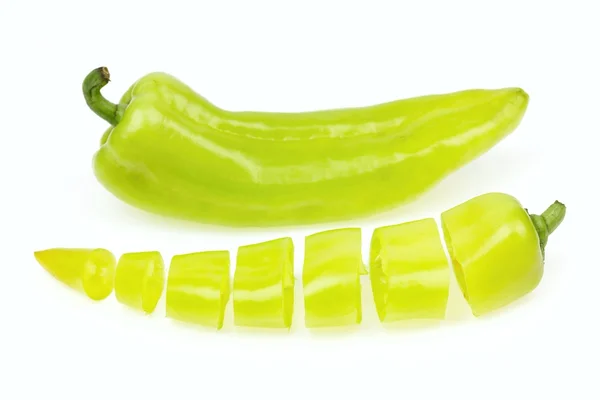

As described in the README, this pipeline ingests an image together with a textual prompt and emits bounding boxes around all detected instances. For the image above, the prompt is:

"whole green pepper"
[84,67,529,227]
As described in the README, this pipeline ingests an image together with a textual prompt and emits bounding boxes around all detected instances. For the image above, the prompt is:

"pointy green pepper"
[83,67,529,227]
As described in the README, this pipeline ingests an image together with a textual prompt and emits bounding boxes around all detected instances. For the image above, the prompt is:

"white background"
[1,1,598,399]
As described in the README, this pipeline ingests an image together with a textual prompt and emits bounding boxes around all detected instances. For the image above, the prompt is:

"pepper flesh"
[441,193,566,316]
[370,218,450,322]
[34,248,115,301]
[114,251,165,314]
[85,67,529,227]
[302,228,365,328]
[233,238,294,329]
[165,250,230,330]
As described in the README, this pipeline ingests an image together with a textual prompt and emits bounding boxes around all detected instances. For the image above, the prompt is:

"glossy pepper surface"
[83,67,529,227]
[34,248,116,301]
[233,238,295,329]
[114,251,165,314]
[441,193,566,316]
[166,250,230,329]
[370,218,450,322]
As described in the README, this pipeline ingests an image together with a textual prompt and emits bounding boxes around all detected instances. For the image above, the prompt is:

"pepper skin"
[166,250,230,330]
[83,67,529,227]
[303,228,366,328]
[441,193,566,316]
[114,251,165,314]
[34,248,115,301]
[370,218,450,322]
[233,238,294,329]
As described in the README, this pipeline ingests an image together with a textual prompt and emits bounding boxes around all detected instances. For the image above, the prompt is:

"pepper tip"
[33,249,47,263]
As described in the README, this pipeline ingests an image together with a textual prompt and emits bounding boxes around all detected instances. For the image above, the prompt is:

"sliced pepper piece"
[303,228,364,328]
[114,251,165,314]
[233,237,294,329]
[33,248,115,301]
[166,250,230,330]
[441,193,566,316]
[370,218,450,322]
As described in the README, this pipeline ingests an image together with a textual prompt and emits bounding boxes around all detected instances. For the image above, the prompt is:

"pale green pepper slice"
[441,192,566,316]
[370,218,450,322]
[303,228,365,328]
[34,248,116,301]
[166,250,230,330]
[233,237,294,329]
[114,251,165,314]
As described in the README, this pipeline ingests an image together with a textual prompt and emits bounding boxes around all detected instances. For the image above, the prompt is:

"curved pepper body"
[89,69,529,226]
[441,193,545,316]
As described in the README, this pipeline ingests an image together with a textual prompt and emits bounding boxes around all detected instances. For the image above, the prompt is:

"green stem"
[528,200,566,258]
[82,67,122,126]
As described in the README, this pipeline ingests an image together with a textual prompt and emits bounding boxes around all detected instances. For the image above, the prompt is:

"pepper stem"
[82,67,122,126]
[528,201,566,258]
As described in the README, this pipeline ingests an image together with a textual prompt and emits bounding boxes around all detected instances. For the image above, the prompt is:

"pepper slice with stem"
[441,193,566,316]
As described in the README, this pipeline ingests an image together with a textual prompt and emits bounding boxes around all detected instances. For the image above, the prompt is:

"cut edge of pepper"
[281,237,295,330]
[355,230,364,325]
[82,248,117,301]
[141,252,166,315]
[217,251,231,330]
[440,220,470,306]
[369,230,389,323]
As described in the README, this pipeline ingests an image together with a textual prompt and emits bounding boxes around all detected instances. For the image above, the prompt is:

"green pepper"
[83,67,529,227]
[441,193,566,316]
